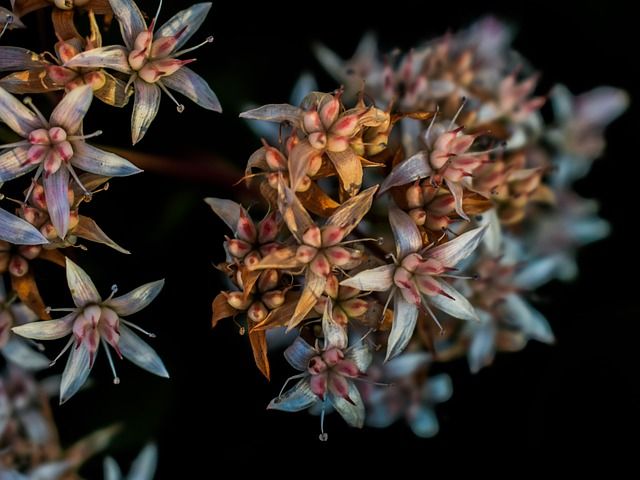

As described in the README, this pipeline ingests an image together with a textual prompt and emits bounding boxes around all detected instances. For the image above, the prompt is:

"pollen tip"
[113,377,121,385]
[176,104,185,113]
[318,433,328,442]
[206,35,214,43]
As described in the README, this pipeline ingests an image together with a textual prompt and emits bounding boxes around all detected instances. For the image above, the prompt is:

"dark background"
[6,0,638,473]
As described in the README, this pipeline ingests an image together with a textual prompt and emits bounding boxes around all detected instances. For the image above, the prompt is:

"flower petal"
[267,378,316,412]
[503,293,555,344]
[203,197,241,231]
[12,315,74,340]
[467,316,496,373]
[119,325,169,378]
[131,79,161,145]
[428,280,479,321]
[1,337,50,370]
[385,294,419,361]
[284,336,316,371]
[426,225,487,267]
[445,178,468,221]
[239,103,303,127]
[340,264,394,291]
[384,351,430,378]
[103,458,122,480]
[329,381,365,428]
[60,341,93,404]
[409,406,439,438]
[389,206,422,258]
[0,46,44,71]
[105,280,164,317]
[322,299,348,350]
[576,86,629,128]
[64,46,133,74]
[155,2,212,53]
[0,147,37,182]
[424,373,453,403]
[108,0,147,49]
[326,185,378,237]
[378,151,431,195]
[346,343,372,372]
[73,215,131,254]
[326,149,363,197]
[0,86,42,136]
[65,257,101,307]
[71,142,141,177]
[276,177,314,243]
[0,206,48,245]
[288,271,326,330]
[127,443,158,480]
[50,84,93,134]
[161,67,221,112]
[252,245,302,270]
[44,167,71,239]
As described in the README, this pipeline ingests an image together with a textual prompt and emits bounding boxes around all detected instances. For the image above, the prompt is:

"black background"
[5,0,639,474]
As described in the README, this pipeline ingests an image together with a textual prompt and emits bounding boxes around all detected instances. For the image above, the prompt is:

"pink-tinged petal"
[64,46,133,74]
[427,225,487,268]
[329,381,365,428]
[385,294,419,361]
[302,225,322,248]
[288,271,326,330]
[204,197,242,232]
[319,95,340,128]
[0,46,44,71]
[322,299,348,350]
[160,67,221,112]
[445,178,468,221]
[1,337,50,370]
[65,258,101,307]
[326,149,362,196]
[340,264,394,291]
[12,314,74,340]
[310,253,331,277]
[284,336,316,371]
[50,84,93,134]
[345,343,372,372]
[0,207,48,245]
[74,215,131,254]
[108,0,147,49]
[119,324,169,378]
[325,246,351,266]
[71,142,142,177]
[105,279,164,317]
[60,340,93,404]
[155,2,212,52]
[267,378,317,412]
[287,140,319,192]
[0,86,42,136]
[131,79,161,145]
[325,185,378,237]
[0,147,37,182]
[575,86,629,128]
[276,177,314,243]
[389,206,422,259]
[334,359,360,377]
[253,245,301,270]
[310,373,328,397]
[44,167,70,239]
[378,151,432,195]
[428,280,479,322]
[239,103,303,127]
[328,373,350,398]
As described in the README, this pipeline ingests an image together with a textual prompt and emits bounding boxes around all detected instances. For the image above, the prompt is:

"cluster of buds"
[209,17,626,438]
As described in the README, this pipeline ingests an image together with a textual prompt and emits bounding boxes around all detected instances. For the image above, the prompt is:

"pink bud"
[30,185,47,210]
[430,195,456,215]
[259,242,280,257]
[257,212,278,243]
[308,131,327,150]
[20,206,40,224]
[302,109,322,134]
[321,225,344,247]
[325,246,351,267]
[302,226,322,248]
[40,222,58,241]
[296,176,312,192]
[262,290,285,310]
[310,253,331,277]
[416,274,442,296]
[332,307,348,325]
[327,374,350,399]
[308,356,328,375]
[296,245,317,264]
[226,238,252,259]
[18,245,41,260]
[8,255,28,277]
[400,253,423,273]
[26,145,48,166]
[83,71,107,91]
[330,113,360,137]
[46,65,77,85]
[243,251,261,270]
[319,96,340,128]
[48,127,67,143]
[326,134,349,152]
[56,41,79,64]
[257,269,279,292]
[334,359,360,377]
[324,274,339,299]
[341,298,369,318]
[44,150,63,176]
[247,301,268,323]
[54,141,74,162]
[139,58,192,83]
[226,291,252,311]
[415,258,445,276]
[426,214,450,232]
[406,183,424,209]
[409,208,427,226]
[264,146,286,171]
[322,348,344,366]
[236,210,257,243]
[307,153,323,176]
[150,32,183,59]
[28,129,50,145]
[310,372,327,397]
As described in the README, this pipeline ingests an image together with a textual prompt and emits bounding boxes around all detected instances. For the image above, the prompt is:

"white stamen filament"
[448,96,467,130]
[439,273,478,280]
[23,97,49,127]
[173,36,214,58]
[45,307,76,313]
[105,284,119,301]
[0,140,30,149]
[102,339,121,385]
[319,397,328,441]
[50,337,74,367]
[121,319,156,338]
[67,129,103,141]
[0,16,12,38]
[157,81,184,113]
[424,105,439,146]
[422,298,444,334]
[65,162,91,198]
[27,339,46,352]
[24,165,44,204]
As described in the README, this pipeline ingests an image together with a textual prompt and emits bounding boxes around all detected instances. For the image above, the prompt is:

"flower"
[103,443,157,480]
[0,6,24,37]
[0,85,141,238]
[12,258,167,403]
[341,207,484,360]
[267,300,372,434]
[64,0,222,144]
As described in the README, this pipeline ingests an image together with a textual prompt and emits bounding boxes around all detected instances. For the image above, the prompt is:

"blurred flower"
[103,443,157,480]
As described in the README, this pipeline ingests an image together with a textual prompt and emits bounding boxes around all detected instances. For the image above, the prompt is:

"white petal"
[290,73,318,106]
[0,207,48,245]
[409,406,439,438]
[10,303,38,325]
[105,280,164,316]
[445,178,468,221]
[467,318,496,374]
[60,341,93,404]
[389,206,422,258]
[44,167,70,239]
[385,294,419,361]
[325,185,378,237]
[428,280,479,321]
[103,458,123,480]
[73,215,131,254]
[12,315,74,340]
[340,264,394,291]
[424,373,453,403]
[283,336,316,371]
[239,103,303,127]
[426,225,487,267]
[131,79,161,145]
[503,294,555,344]
[108,0,147,49]
[64,46,133,74]
[322,299,348,350]
[267,378,317,412]
[478,208,502,256]
[161,67,221,112]
[329,381,365,428]
[0,147,37,182]
[65,258,101,307]
[1,337,50,370]
[384,351,430,378]
[576,86,629,128]
[71,142,142,177]
[378,151,432,194]
[203,197,241,231]
[346,343,372,372]
[155,3,212,53]
[128,443,158,480]
[50,84,93,134]
[119,325,169,378]
[0,86,42,137]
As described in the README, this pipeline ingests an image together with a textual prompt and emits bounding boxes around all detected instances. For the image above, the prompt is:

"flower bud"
[226,291,252,310]
[247,301,268,323]
[262,290,285,310]
[296,244,317,264]
[18,245,41,260]
[8,255,28,277]
[257,269,279,292]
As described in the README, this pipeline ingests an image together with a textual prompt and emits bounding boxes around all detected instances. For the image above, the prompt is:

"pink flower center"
[26,127,73,176]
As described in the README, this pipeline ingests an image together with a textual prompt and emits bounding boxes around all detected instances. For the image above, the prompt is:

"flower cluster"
[209,17,626,438]
[0,0,220,474]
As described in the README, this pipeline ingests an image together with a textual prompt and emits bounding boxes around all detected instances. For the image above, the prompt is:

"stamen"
[173,36,214,58]
[157,80,185,113]
[23,97,49,127]
[339,237,380,246]
[23,166,44,204]
[0,140,30,149]
[422,299,444,334]
[50,337,74,367]
[27,339,46,352]
[67,129,103,141]
[120,319,156,338]
[424,105,439,146]
[318,397,328,441]
[438,273,478,280]
[0,15,12,38]
[448,96,467,130]
[149,0,163,33]
[102,339,121,385]
[45,307,76,313]
[105,284,119,301]
[353,377,393,387]
[65,163,91,199]
[382,286,396,317]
